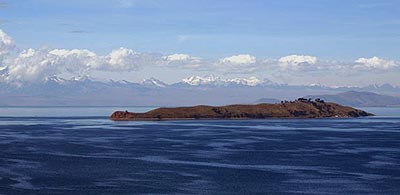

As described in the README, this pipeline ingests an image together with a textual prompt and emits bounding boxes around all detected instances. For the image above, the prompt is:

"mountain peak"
[228,76,262,86]
[182,75,222,86]
[305,91,400,107]
[141,77,167,87]
[181,75,276,87]
[44,76,67,83]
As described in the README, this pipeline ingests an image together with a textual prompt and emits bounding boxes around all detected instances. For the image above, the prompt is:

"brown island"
[110,98,373,121]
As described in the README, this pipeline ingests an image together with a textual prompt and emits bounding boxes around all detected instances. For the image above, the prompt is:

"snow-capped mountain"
[180,75,277,87]
[181,75,224,86]
[70,75,93,82]
[227,77,262,86]
[44,76,68,84]
[42,75,96,85]
[0,75,399,106]
[141,78,167,88]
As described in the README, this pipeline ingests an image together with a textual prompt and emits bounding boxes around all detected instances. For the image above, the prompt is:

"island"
[110,98,373,121]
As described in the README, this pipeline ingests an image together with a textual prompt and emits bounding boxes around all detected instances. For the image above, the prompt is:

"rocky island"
[110,98,373,121]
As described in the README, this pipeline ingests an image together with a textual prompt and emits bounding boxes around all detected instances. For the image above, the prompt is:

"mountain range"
[305,91,400,107]
[0,75,399,106]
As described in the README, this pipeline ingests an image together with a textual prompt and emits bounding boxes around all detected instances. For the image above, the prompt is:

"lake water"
[0,107,399,194]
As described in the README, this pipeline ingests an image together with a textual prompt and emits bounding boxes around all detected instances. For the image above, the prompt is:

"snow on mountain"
[141,78,167,88]
[1,74,399,106]
[44,76,68,84]
[229,77,262,86]
[1,75,398,93]
[364,83,398,90]
[181,75,223,86]
[181,75,276,87]
[70,75,93,82]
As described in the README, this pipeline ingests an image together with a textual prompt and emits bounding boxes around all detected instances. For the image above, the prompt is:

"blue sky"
[0,0,399,86]
[1,0,399,58]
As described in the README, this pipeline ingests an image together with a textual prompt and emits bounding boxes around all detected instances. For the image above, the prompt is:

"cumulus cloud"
[215,54,259,73]
[105,47,142,71]
[1,46,148,82]
[220,54,256,65]
[164,53,192,61]
[162,53,203,68]
[49,48,99,72]
[50,47,144,72]
[162,54,261,73]
[0,28,398,83]
[160,53,399,74]
[278,55,317,70]
[4,48,60,82]
[0,29,14,56]
[354,56,398,70]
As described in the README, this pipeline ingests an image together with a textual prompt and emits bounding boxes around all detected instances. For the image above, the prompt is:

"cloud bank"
[0,29,398,83]
[354,56,397,70]
[1,47,145,82]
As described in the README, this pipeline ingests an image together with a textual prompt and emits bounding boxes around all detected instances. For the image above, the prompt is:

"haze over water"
[0,107,399,194]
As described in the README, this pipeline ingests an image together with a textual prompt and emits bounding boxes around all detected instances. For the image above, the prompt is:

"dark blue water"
[0,108,399,194]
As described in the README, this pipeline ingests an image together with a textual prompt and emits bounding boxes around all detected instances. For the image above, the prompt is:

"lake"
[0,107,399,194]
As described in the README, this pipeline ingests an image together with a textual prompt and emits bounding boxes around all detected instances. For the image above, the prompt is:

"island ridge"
[110,98,373,121]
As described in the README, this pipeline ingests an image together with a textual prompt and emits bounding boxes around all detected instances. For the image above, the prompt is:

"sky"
[0,0,399,86]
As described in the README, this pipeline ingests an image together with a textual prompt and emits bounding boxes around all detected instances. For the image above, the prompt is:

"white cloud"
[278,55,317,70]
[0,28,399,84]
[1,46,147,82]
[50,47,143,72]
[4,48,60,82]
[354,56,397,70]
[160,54,260,73]
[214,54,259,73]
[220,54,256,65]
[105,47,141,71]
[49,48,99,72]
[275,55,399,74]
[164,53,192,61]
[0,29,15,56]
[162,53,203,68]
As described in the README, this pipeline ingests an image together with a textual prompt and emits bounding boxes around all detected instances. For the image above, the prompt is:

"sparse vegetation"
[111,99,373,120]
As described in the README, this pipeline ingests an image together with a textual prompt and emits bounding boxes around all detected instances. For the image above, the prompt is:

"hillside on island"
[110,98,373,121]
